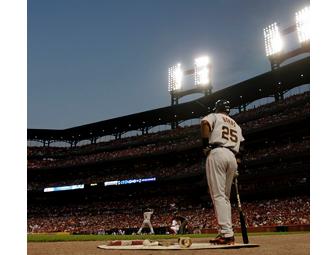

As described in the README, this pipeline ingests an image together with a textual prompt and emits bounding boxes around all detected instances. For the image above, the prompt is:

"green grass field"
[27,232,308,242]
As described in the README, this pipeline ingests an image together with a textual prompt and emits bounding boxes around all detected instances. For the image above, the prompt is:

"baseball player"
[170,211,188,234]
[175,215,188,234]
[200,100,244,245]
[137,208,155,234]
[170,218,180,234]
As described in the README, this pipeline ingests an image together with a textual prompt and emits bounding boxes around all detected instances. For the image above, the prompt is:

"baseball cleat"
[209,235,235,245]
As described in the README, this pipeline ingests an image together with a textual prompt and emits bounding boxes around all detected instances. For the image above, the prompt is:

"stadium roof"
[28,57,309,144]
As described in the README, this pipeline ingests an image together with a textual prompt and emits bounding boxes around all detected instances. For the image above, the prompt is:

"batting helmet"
[213,99,230,114]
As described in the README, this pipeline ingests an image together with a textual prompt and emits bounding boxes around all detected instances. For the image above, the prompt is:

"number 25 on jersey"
[222,126,238,142]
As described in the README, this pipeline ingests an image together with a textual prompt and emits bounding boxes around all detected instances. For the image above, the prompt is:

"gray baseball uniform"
[137,210,154,234]
[202,112,244,237]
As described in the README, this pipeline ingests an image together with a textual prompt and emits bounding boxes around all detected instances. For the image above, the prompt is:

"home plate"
[98,243,259,250]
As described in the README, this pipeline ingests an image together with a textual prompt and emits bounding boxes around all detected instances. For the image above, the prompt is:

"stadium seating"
[27,91,310,234]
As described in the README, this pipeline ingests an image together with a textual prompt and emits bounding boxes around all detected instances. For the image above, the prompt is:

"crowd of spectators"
[240,102,309,131]
[27,196,309,234]
[27,126,309,171]
[27,161,202,191]
[233,91,309,124]
[27,93,310,235]
[244,138,309,162]
[28,135,200,169]
[27,92,309,167]
[27,126,198,158]
[27,136,309,191]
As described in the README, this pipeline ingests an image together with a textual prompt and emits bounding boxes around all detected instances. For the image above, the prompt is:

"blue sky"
[28,0,309,129]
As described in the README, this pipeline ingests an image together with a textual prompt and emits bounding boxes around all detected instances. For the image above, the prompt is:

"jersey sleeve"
[238,126,245,142]
[201,113,216,131]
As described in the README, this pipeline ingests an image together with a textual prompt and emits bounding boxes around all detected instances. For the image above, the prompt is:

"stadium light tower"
[194,56,211,87]
[168,55,212,129]
[263,22,283,69]
[296,6,310,44]
[262,6,310,102]
[168,63,183,93]
[263,6,310,71]
[168,55,212,107]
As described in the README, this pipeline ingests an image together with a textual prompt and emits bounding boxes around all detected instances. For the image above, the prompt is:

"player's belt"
[209,143,236,155]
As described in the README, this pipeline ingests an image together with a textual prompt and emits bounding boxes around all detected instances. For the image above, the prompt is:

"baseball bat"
[234,177,249,244]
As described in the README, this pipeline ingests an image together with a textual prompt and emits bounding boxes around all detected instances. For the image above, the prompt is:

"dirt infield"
[28,233,309,255]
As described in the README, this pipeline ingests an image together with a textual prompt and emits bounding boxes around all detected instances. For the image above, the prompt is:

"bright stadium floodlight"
[168,63,183,92]
[263,22,283,57]
[296,6,310,43]
[194,56,210,86]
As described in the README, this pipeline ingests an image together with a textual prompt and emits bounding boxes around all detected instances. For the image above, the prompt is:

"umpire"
[200,100,244,245]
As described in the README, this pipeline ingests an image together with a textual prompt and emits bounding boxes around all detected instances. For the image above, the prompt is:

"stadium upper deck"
[27,57,309,146]
[27,91,309,197]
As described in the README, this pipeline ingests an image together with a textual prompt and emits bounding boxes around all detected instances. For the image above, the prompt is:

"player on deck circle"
[137,208,155,234]
[201,99,244,245]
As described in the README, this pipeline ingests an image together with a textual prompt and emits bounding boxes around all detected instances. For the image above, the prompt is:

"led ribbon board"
[44,184,84,192]
[104,177,156,186]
